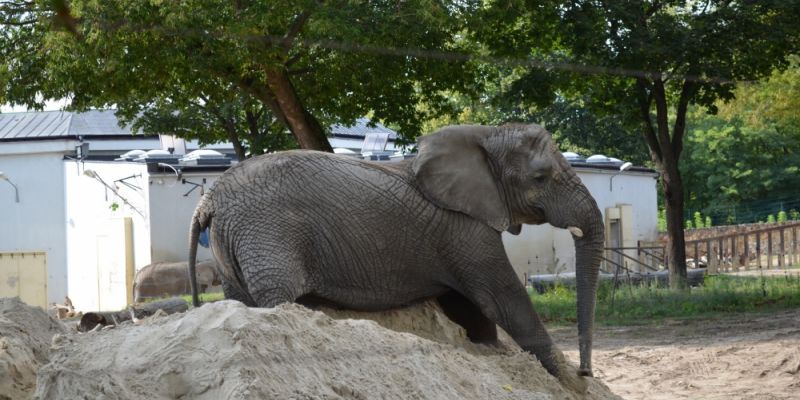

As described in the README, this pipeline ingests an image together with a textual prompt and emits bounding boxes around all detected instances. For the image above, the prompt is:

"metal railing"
[601,245,665,274]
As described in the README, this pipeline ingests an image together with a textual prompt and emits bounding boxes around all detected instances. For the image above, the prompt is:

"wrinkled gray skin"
[188,124,603,379]
[134,260,220,303]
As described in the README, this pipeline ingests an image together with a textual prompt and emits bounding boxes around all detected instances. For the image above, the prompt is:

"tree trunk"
[223,119,248,161]
[78,297,188,332]
[662,162,688,289]
[264,67,333,152]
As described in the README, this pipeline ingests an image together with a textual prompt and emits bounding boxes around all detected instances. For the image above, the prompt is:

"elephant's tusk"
[567,226,584,238]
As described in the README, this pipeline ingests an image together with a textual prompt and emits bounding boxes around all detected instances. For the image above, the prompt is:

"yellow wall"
[0,252,47,309]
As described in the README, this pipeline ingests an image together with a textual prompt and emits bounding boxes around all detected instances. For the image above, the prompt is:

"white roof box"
[134,149,181,164]
[562,152,586,163]
[116,149,147,161]
[179,149,231,166]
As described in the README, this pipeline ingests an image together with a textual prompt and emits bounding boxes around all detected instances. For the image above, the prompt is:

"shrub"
[694,211,704,229]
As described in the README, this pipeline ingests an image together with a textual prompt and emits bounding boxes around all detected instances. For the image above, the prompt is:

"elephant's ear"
[412,126,510,232]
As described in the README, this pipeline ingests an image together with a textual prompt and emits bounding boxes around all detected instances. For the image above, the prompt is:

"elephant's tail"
[189,195,213,308]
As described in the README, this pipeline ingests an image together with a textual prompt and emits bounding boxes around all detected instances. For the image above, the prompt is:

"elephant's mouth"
[517,206,547,225]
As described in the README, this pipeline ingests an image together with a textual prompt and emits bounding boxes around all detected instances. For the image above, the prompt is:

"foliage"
[657,208,667,232]
[1,0,480,149]
[693,212,704,229]
[682,79,800,224]
[778,211,788,223]
[717,55,800,135]
[685,219,692,230]
[476,0,800,288]
[705,216,712,229]
[532,274,800,326]
[767,214,776,224]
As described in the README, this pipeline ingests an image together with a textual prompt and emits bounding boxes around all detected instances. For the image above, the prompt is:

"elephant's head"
[412,123,604,376]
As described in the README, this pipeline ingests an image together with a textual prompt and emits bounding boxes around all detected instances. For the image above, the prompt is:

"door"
[0,252,47,308]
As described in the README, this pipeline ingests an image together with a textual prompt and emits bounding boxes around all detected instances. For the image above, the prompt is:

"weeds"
[531,273,800,325]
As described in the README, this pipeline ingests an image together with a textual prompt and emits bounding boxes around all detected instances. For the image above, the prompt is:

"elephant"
[133,260,221,303]
[187,123,604,380]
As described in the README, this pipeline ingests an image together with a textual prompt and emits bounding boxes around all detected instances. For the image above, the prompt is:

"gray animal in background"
[188,124,603,380]
[133,260,220,303]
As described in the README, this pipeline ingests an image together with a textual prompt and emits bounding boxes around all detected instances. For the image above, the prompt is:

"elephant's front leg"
[451,251,570,380]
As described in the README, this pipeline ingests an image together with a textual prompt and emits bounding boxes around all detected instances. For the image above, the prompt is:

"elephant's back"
[212,150,422,213]
[210,150,443,254]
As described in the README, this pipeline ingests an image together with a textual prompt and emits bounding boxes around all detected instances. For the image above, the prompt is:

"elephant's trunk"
[545,176,604,377]
[574,223,603,376]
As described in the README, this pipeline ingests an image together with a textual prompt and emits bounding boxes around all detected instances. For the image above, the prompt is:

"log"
[79,297,188,332]
[528,268,706,294]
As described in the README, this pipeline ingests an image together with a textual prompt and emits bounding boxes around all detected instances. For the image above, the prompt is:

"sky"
[1,99,69,113]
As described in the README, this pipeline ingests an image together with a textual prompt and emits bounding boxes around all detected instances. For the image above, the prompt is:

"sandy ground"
[552,308,800,400]
[16,299,618,400]
[7,291,797,400]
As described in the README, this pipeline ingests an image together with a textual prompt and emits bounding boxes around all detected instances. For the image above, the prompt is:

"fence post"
[779,228,785,268]
[744,234,750,270]
[792,226,797,267]
[709,240,718,274]
[732,235,739,272]
[767,231,773,269]
[756,233,762,269]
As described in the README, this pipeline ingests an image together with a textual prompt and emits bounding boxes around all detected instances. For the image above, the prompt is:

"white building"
[0,110,233,309]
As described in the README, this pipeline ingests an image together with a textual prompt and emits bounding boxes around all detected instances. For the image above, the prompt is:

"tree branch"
[280,10,312,52]
[651,78,673,156]
[671,80,696,160]
[636,78,663,164]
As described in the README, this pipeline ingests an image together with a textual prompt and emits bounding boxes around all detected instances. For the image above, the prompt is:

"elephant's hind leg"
[236,245,310,308]
[437,290,498,345]
[222,279,256,306]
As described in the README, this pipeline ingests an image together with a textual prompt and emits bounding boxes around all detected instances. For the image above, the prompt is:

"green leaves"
[2,0,480,147]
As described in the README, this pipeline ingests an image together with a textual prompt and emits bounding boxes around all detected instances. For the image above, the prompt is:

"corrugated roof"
[330,118,398,140]
[0,109,134,140]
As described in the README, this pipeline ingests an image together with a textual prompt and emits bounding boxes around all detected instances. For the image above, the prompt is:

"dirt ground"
[552,308,800,400]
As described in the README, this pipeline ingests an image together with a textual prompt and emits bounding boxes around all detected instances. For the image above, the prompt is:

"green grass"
[531,274,800,326]
[180,291,226,306]
[143,291,226,307]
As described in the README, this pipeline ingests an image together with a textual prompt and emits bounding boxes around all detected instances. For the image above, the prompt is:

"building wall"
[64,161,151,310]
[147,171,221,263]
[0,141,78,306]
[502,168,659,280]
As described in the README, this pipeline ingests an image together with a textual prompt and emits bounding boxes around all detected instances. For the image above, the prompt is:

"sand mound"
[0,298,67,400]
[33,300,617,399]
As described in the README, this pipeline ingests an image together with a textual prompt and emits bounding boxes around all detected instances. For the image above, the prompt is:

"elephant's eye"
[532,173,549,184]
[529,158,552,183]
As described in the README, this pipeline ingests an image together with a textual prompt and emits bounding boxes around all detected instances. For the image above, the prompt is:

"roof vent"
[586,154,611,163]
[587,154,626,167]
[116,149,146,161]
[179,149,231,166]
[134,149,181,164]
[562,152,586,163]
[333,148,359,156]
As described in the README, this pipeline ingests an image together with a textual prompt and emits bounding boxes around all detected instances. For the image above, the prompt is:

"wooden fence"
[685,221,800,273]
[601,221,800,274]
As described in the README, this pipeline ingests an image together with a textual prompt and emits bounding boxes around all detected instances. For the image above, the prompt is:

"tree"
[681,108,800,223]
[2,1,479,150]
[476,1,800,288]
[123,85,296,161]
